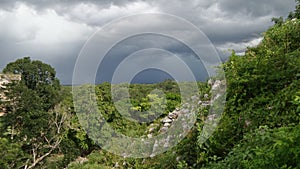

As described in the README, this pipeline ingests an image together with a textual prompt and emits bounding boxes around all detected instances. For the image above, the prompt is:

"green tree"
[0,57,69,168]
[3,57,61,110]
[288,0,300,19]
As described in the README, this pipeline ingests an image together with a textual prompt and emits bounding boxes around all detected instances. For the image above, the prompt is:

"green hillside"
[0,2,300,169]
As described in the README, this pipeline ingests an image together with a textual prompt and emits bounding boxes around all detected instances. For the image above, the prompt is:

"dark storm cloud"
[150,0,296,44]
[95,34,208,84]
[218,0,295,17]
[0,0,297,84]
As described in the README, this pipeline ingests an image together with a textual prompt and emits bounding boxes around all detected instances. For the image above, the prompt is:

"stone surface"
[162,117,172,123]
[0,74,21,88]
[198,100,202,105]
[168,112,178,119]
[208,79,213,85]
[148,127,156,133]
[201,101,211,107]
[159,126,168,133]
[204,93,209,98]
[0,73,21,116]
[147,134,153,138]
[191,95,198,101]
[163,123,171,127]
[182,108,189,114]
[212,80,221,90]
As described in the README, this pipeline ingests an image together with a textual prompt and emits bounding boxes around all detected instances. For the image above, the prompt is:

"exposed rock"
[0,74,21,116]
[147,134,153,138]
[148,127,156,133]
[208,78,213,85]
[204,93,209,99]
[212,80,221,90]
[182,103,189,107]
[207,114,217,121]
[168,112,178,119]
[164,123,171,127]
[0,74,21,88]
[181,108,189,114]
[163,136,171,148]
[191,95,198,101]
[150,153,156,158]
[201,101,211,107]
[212,93,221,101]
[162,117,172,123]
[114,162,119,168]
[75,156,88,164]
[159,126,168,133]
[151,140,159,156]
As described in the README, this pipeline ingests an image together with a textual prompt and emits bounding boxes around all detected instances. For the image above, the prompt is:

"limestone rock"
[148,127,156,133]
[168,112,178,119]
[162,117,172,123]
[164,123,171,127]
[160,126,168,133]
[147,134,153,138]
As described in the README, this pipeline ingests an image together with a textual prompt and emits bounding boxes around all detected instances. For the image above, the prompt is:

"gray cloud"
[0,0,296,84]
[150,0,295,43]
[95,34,208,84]
[218,0,295,17]
[0,0,136,10]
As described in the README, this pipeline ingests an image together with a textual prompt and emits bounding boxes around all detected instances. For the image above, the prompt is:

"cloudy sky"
[0,0,296,84]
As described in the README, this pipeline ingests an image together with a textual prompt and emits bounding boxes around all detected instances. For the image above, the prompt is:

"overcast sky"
[0,0,296,84]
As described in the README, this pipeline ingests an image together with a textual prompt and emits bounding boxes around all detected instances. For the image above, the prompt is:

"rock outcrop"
[0,73,21,116]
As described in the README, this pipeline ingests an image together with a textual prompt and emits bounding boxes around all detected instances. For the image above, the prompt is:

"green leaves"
[3,57,60,90]
[0,57,72,168]
[204,125,300,169]
[0,137,26,169]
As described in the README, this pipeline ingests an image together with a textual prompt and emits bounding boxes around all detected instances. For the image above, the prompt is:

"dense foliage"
[0,2,300,168]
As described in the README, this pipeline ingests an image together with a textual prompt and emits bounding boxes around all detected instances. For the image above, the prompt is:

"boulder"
[164,123,171,127]
[148,127,156,133]
[168,112,178,119]
[162,117,172,123]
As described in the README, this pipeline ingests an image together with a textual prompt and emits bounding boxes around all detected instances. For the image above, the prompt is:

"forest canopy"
[0,1,300,168]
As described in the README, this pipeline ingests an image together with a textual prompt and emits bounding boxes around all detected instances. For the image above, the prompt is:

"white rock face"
[162,117,172,123]
[163,123,171,127]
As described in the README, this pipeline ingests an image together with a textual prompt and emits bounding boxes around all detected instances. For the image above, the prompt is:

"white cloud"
[0,3,93,44]
[217,37,263,55]
[59,1,159,26]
